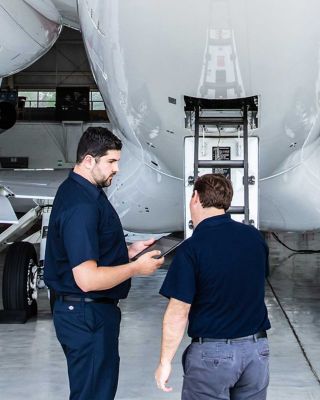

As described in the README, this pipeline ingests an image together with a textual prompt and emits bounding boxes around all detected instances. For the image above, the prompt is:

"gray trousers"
[181,337,269,400]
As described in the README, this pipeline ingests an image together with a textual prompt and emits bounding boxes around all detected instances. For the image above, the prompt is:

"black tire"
[2,242,38,317]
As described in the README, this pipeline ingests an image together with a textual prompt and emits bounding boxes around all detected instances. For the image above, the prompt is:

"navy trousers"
[53,299,121,400]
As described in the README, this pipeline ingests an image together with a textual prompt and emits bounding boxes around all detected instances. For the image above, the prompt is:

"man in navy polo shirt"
[44,127,164,400]
[155,173,271,400]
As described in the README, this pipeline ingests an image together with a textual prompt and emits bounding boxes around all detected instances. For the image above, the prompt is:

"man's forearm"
[73,250,163,292]
[88,263,138,291]
[160,306,188,364]
[155,299,190,392]
[73,261,137,292]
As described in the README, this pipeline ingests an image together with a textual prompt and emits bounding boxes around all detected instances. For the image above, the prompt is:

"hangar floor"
[0,232,319,400]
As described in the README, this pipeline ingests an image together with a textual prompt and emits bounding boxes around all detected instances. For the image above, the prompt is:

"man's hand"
[132,250,164,276]
[155,361,173,392]
[155,299,190,393]
[128,238,155,259]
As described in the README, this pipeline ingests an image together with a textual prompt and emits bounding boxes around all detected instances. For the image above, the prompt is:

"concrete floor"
[0,232,319,399]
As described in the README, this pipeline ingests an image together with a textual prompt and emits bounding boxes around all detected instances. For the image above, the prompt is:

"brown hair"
[76,127,122,163]
[193,174,233,210]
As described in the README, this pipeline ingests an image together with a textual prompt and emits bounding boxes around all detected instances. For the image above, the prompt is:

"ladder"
[184,96,259,237]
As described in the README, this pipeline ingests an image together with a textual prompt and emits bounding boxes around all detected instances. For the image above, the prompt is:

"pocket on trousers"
[257,338,270,358]
[202,347,234,368]
[53,302,85,322]
[182,345,191,374]
[53,303,86,347]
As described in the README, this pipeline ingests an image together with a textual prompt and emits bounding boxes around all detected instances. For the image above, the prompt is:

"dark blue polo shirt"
[44,171,130,299]
[160,214,271,339]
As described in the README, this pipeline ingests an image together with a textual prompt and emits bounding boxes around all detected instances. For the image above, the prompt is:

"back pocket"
[202,346,234,368]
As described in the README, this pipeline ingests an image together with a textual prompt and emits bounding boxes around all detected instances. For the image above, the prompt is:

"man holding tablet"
[45,127,164,400]
[131,236,183,261]
[155,173,271,400]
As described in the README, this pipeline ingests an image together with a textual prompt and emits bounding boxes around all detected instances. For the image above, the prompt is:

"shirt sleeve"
[159,241,196,304]
[61,203,100,269]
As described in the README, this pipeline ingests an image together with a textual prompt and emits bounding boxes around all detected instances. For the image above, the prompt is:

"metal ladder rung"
[198,160,244,168]
[228,206,245,214]
[198,117,244,125]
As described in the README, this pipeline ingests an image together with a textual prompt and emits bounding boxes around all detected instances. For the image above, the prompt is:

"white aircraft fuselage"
[1,0,320,232]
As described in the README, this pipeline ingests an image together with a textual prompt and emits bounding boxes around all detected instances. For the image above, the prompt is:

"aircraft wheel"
[2,242,38,317]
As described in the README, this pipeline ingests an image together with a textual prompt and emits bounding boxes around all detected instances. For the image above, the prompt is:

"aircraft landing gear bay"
[184,96,259,238]
[0,203,51,323]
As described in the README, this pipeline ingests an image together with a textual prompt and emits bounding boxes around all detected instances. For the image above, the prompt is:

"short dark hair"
[194,174,233,210]
[76,127,122,163]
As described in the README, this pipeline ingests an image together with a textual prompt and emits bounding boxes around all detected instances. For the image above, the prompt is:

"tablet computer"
[131,236,184,261]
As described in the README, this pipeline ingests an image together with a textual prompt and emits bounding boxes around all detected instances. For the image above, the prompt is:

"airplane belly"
[0,0,62,77]
[260,137,320,231]
[0,1,318,231]
[24,0,61,24]
[79,0,320,231]
[50,0,79,29]
[79,0,320,175]
[109,142,184,233]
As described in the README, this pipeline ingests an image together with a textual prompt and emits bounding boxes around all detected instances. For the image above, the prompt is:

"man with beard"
[45,127,164,400]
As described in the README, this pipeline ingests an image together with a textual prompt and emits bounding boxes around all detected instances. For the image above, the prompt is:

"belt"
[192,331,267,344]
[58,295,118,305]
